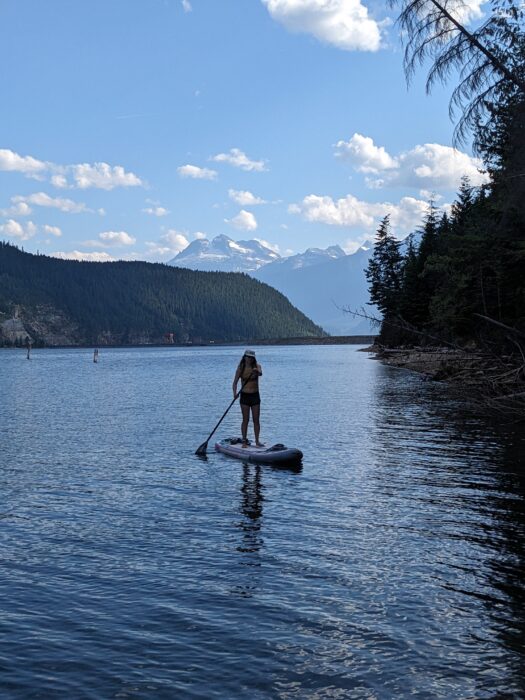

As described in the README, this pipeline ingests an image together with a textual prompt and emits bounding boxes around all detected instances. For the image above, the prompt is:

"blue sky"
[0,0,488,261]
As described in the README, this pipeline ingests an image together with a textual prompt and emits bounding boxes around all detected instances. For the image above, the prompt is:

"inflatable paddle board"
[215,438,303,466]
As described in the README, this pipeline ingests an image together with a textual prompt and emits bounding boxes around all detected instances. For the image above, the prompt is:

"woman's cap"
[244,349,256,358]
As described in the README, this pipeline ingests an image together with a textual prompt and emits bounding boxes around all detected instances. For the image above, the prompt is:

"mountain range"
[170,235,376,334]
[169,234,279,272]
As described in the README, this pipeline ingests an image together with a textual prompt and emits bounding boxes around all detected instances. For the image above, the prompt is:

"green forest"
[365,0,524,352]
[0,244,324,345]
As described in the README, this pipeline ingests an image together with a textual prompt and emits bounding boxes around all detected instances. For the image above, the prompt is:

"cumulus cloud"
[52,251,117,262]
[225,209,258,231]
[50,174,69,188]
[43,224,62,237]
[12,192,88,213]
[228,189,267,206]
[182,0,192,11]
[335,133,398,173]
[0,148,144,190]
[449,0,486,23]
[261,0,382,52]
[390,143,487,189]
[177,164,217,180]
[336,133,488,190]
[142,206,169,217]
[63,163,143,190]
[0,201,33,217]
[0,148,47,176]
[211,148,267,172]
[194,231,207,239]
[289,192,431,235]
[0,219,38,240]
[146,229,190,257]
[98,231,136,247]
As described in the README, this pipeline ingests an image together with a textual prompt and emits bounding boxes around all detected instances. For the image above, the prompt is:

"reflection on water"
[238,464,264,555]
[0,345,524,699]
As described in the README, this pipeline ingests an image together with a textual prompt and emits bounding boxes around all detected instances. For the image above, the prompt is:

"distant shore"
[1,335,377,350]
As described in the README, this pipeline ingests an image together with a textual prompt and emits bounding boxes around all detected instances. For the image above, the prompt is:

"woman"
[233,349,263,447]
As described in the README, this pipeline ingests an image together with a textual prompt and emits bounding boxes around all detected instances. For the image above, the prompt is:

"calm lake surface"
[1,345,524,699]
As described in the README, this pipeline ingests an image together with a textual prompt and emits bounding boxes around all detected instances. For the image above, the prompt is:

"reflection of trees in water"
[477,438,525,698]
[231,464,264,598]
[373,363,525,693]
[238,464,264,555]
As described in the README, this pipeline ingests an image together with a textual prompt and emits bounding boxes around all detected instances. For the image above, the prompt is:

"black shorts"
[240,391,261,407]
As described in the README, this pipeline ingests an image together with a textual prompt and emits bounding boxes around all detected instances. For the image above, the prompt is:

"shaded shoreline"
[370,344,525,422]
[1,335,377,350]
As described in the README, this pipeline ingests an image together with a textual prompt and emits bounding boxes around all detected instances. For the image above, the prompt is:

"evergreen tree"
[365,216,403,317]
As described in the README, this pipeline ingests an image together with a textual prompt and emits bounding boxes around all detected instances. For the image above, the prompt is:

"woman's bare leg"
[241,403,250,445]
[252,404,262,445]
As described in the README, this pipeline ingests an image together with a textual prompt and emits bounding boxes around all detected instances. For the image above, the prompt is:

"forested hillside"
[365,0,524,349]
[362,0,524,417]
[0,244,324,345]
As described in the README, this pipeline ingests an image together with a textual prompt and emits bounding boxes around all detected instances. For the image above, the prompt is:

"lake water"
[1,345,524,699]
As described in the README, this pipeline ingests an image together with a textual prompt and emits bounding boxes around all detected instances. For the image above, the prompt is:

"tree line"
[0,244,324,345]
[365,0,524,350]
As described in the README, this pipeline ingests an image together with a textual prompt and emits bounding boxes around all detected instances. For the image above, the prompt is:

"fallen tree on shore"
[346,307,525,423]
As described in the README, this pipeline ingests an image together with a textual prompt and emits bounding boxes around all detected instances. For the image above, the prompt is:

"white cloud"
[335,133,398,173]
[290,192,431,235]
[52,251,116,262]
[419,189,443,202]
[98,231,136,247]
[84,231,136,247]
[225,209,258,231]
[182,0,192,11]
[0,148,144,190]
[178,164,217,180]
[146,229,190,257]
[337,134,488,190]
[43,224,62,237]
[0,148,47,175]
[65,163,143,190]
[12,192,88,213]
[228,189,267,206]
[262,0,382,52]
[0,201,32,217]
[449,0,486,23]
[142,206,169,217]
[51,174,69,188]
[390,143,487,189]
[163,229,190,252]
[0,219,38,240]
[194,231,207,239]
[212,148,267,172]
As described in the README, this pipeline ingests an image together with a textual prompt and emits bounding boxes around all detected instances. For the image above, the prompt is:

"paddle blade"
[195,441,208,456]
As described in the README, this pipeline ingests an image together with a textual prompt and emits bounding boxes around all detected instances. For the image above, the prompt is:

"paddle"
[195,375,254,456]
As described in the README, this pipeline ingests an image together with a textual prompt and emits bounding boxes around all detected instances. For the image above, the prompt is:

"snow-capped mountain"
[253,242,377,335]
[259,245,346,275]
[169,234,378,335]
[168,234,280,272]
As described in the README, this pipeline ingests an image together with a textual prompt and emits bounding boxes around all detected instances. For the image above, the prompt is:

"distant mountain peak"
[169,234,280,273]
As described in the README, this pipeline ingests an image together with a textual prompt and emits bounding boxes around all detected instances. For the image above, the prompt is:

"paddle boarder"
[233,349,263,447]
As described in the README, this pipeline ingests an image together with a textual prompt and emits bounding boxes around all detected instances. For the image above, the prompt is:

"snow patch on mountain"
[168,234,280,272]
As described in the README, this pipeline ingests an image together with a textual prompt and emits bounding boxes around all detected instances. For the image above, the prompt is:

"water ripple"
[0,345,524,699]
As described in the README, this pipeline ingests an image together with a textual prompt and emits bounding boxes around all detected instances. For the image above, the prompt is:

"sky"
[0,0,489,262]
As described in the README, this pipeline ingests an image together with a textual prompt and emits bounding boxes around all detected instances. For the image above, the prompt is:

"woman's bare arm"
[232,367,241,397]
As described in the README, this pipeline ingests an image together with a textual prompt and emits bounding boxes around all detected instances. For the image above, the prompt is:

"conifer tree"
[365,215,403,317]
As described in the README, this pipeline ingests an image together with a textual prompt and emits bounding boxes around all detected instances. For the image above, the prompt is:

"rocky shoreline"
[370,345,525,421]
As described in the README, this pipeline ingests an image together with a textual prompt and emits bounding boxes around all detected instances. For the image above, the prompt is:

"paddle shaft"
[197,373,257,451]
